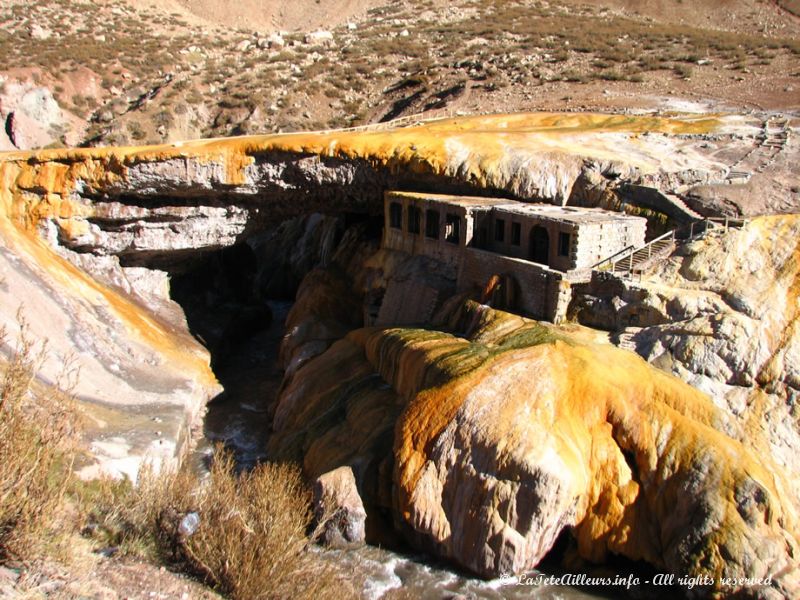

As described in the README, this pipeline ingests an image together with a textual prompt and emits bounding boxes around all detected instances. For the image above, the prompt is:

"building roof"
[387,191,509,209]
[386,191,645,225]
[490,202,644,226]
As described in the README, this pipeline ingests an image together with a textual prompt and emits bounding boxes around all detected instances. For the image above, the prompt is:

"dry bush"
[181,452,356,600]
[0,318,352,599]
[75,461,196,560]
[0,322,76,562]
[81,450,357,600]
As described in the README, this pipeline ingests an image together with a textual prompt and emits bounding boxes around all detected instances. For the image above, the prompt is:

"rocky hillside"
[571,216,800,507]
[1,0,798,150]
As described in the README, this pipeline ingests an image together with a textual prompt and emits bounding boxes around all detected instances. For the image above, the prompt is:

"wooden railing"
[592,217,749,277]
[591,229,676,273]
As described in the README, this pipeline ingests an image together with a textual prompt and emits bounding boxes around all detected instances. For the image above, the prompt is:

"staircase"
[725,116,790,183]
[592,229,678,275]
[662,192,703,220]
[592,217,748,278]
[613,327,642,352]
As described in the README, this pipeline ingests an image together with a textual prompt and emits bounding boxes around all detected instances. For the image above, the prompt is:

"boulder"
[305,30,334,46]
[29,24,52,40]
[265,33,285,48]
[17,86,63,128]
[6,111,54,150]
[313,466,366,548]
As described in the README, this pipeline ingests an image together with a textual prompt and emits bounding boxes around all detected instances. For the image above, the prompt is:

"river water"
[197,300,666,600]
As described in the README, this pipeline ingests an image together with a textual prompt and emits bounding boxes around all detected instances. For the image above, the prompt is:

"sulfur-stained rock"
[391,319,797,594]
[0,111,798,591]
[268,301,799,597]
[0,158,220,481]
[571,215,800,517]
[313,466,367,548]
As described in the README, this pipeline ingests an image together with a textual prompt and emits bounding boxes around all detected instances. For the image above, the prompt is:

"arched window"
[425,210,440,239]
[445,214,460,244]
[558,232,571,257]
[408,206,421,234]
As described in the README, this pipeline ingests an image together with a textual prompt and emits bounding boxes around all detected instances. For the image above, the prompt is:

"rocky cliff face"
[571,216,800,516]
[0,162,220,480]
[0,112,798,595]
[264,210,800,597]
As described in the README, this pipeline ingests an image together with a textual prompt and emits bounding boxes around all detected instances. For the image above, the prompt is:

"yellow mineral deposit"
[0,160,216,390]
[385,309,797,582]
[0,111,720,394]
[4,112,795,589]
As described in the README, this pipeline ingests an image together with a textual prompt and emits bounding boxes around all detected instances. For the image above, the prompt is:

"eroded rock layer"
[269,299,799,598]
[572,215,800,523]
[2,112,797,272]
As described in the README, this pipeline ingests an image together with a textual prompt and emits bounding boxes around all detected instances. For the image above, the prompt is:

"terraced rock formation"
[270,290,799,597]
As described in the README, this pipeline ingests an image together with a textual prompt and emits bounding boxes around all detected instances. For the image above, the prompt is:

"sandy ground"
[120,0,384,32]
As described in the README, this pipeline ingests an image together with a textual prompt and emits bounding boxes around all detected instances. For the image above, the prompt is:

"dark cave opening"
[170,242,267,371]
[166,210,381,467]
[169,241,280,467]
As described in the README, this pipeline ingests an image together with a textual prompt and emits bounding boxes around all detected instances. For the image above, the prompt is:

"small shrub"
[0,321,76,562]
[563,70,586,83]
[599,69,624,81]
[80,449,357,600]
[153,109,174,129]
[127,120,146,140]
[180,453,356,600]
[186,90,204,105]
[673,63,692,79]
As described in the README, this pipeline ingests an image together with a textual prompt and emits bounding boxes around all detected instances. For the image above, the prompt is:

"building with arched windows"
[382,191,647,322]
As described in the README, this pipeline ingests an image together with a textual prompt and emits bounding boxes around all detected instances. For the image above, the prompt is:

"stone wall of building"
[383,191,646,323]
[573,220,647,269]
[383,226,463,268]
[375,279,441,326]
[464,206,646,272]
[383,192,477,269]
[457,248,572,321]
[483,214,577,271]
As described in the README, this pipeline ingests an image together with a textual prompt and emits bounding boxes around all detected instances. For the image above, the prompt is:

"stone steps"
[611,239,675,273]
[613,327,643,352]
[726,116,789,180]
[662,192,703,220]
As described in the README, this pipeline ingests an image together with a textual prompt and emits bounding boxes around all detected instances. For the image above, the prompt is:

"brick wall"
[457,248,573,321]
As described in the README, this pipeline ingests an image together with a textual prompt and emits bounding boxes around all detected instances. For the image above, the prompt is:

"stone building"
[382,191,646,322]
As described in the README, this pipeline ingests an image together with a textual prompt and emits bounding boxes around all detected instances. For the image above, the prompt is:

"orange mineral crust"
[0,111,725,412]
[0,112,721,207]
[0,160,217,392]
[271,301,798,595]
[384,309,797,591]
